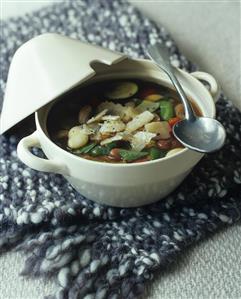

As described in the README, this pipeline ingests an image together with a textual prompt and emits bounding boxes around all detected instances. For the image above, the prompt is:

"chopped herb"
[105,141,118,151]
[90,145,109,157]
[73,142,97,154]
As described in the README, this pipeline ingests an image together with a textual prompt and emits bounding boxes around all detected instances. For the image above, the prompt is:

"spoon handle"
[166,71,196,121]
[147,43,196,121]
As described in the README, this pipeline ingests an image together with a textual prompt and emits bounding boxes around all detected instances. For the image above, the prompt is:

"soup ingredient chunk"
[157,139,172,150]
[87,109,108,124]
[78,105,92,124]
[100,133,124,145]
[136,100,160,113]
[99,120,126,133]
[102,115,120,121]
[82,124,98,135]
[145,121,171,139]
[131,131,156,151]
[73,142,97,154]
[105,81,138,100]
[149,147,166,160]
[174,103,185,119]
[108,148,121,161]
[48,79,201,163]
[160,100,174,120]
[122,106,138,122]
[119,149,148,162]
[125,111,154,133]
[97,101,124,116]
[68,126,89,149]
[170,138,183,149]
[168,117,180,128]
[90,145,109,157]
[144,94,163,102]
[125,101,135,108]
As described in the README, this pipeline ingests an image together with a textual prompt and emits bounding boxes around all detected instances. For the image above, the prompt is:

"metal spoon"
[147,43,226,153]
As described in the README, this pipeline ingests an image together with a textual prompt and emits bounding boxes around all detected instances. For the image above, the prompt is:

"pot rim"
[35,61,215,168]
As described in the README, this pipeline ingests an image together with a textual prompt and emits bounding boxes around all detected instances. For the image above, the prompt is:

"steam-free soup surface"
[47,80,202,163]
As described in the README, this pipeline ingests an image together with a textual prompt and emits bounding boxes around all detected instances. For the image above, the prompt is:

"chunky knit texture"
[0,1,241,299]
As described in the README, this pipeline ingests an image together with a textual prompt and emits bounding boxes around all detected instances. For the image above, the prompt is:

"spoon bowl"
[173,117,226,153]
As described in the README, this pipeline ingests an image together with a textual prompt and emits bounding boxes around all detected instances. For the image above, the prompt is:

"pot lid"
[0,33,127,134]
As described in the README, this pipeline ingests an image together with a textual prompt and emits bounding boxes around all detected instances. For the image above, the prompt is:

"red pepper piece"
[168,117,180,128]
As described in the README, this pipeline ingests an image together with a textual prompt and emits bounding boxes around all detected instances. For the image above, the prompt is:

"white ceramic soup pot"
[17,58,219,207]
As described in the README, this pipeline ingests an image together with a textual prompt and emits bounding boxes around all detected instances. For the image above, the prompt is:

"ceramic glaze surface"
[67,171,191,207]
[0,34,126,134]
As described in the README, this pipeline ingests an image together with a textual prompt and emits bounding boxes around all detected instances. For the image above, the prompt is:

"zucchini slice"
[105,81,138,100]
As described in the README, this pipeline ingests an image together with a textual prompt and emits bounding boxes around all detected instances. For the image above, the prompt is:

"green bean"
[160,100,174,120]
[88,142,119,157]
[149,147,166,160]
[119,149,148,162]
[90,145,109,157]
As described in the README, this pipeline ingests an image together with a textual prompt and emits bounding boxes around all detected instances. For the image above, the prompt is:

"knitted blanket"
[0,1,240,299]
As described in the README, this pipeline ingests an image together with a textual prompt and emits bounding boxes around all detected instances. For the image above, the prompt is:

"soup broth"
[47,79,202,163]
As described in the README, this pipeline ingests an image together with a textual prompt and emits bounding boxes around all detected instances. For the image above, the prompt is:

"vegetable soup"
[47,80,202,163]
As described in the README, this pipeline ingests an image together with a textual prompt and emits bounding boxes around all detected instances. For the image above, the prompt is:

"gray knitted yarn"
[0,1,241,299]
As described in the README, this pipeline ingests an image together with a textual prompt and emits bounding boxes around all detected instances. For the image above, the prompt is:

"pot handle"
[17,131,69,176]
[190,71,220,103]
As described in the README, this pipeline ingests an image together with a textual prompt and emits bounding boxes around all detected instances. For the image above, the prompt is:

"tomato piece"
[168,117,180,128]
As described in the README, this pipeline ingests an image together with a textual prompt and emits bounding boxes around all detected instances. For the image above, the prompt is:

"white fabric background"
[1,1,240,298]
[130,0,241,110]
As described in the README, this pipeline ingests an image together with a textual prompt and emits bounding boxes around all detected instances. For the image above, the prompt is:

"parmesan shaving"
[131,131,156,151]
[99,120,126,133]
[100,134,123,145]
[87,109,108,124]
[125,111,154,133]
